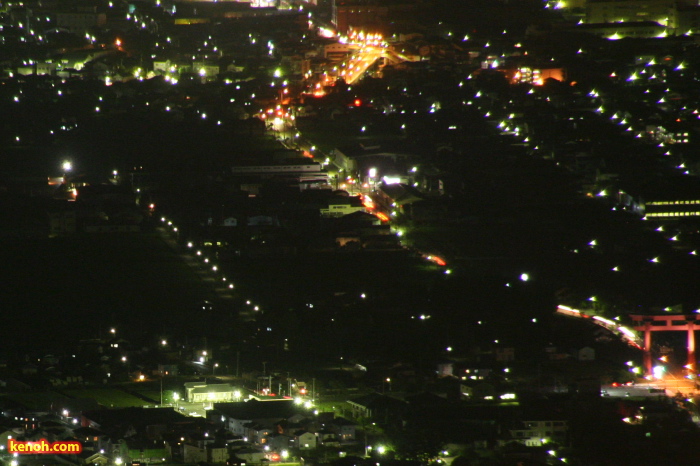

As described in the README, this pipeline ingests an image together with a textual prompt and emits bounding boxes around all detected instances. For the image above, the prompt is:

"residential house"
[327,417,356,443]
[183,442,228,464]
[72,426,111,453]
[509,419,568,446]
[244,423,272,445]
[317,429,340,446]
[214,400,303,441]
[78,451,109,465]
[293,430,317,450]
[268,432,293,451]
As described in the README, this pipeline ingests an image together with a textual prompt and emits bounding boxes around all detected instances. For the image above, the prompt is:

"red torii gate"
[630,314,697,376]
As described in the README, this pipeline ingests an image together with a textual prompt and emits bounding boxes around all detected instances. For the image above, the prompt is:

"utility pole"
[236,351,240,378]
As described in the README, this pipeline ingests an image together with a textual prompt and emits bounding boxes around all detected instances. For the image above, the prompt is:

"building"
[56,10,107,34]
[509,419,568,446]
[214,400,304,440]
[506,66,566,86]
[320,196,365,217]
[325,42,354,61]
[327,417,356,442]
[669,4,700,33]
[182,443,228,464]
[231,162,324,177]
[643,199,700,219]
[346,393,407,421]
[331,0,421,35]
[638,176,700,220]
[585,0,675,25]
[332,0,389,35]
[184,383,238,403]
[573,20,668,38]
[293,430,317,449]
[115,439,170,465]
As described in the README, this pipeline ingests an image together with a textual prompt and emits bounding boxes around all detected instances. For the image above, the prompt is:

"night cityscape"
[6,0,700,464]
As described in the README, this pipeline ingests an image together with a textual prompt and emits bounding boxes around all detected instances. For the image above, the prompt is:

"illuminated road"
[337,45,384,85]
[556,304,643,349]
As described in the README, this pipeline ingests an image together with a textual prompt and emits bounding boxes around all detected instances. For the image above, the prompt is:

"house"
[78,451,109,465]
[72,426,111,453]
[293,430,317,450]
[317,429,340,446]
[183,443,207,464]
[214,400,304,440]
[508,404,569,447]
[268,432,293,451]
[327,417,356,443]
[243,423,272,445]
[115,439,170,464]
[183,442,228,464]
[157,364,179,377]
[509,419,568,446]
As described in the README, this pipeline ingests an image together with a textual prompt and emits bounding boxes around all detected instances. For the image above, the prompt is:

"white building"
[184,382,238,403]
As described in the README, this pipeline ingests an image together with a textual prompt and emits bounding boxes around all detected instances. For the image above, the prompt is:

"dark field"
[0,232,214,355]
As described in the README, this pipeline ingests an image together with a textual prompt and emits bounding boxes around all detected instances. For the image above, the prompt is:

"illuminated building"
[573,20,667,38]
[581,0,700,36]
[643,200,700,219]
[508,67,566,85]
[585,0,676,25]
[185,382,238,403]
